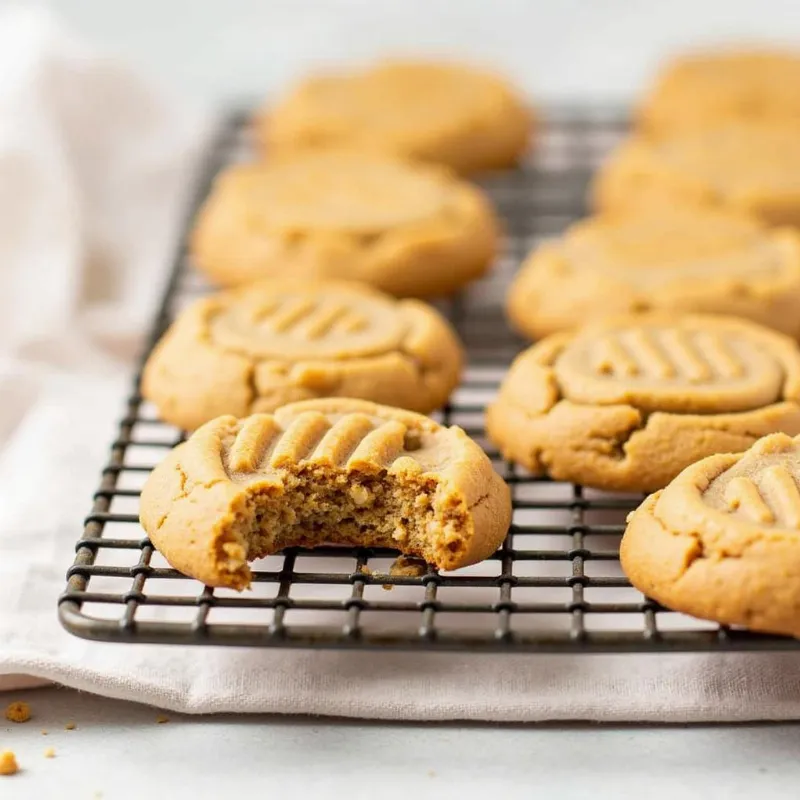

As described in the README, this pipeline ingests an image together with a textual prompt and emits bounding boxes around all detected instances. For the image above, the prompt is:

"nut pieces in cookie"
[142,279,464,431]
[487,313,800,493]
[139,399,512,589]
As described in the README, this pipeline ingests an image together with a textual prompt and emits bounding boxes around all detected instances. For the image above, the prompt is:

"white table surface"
[4,1,800,794]
[1,685,798,799]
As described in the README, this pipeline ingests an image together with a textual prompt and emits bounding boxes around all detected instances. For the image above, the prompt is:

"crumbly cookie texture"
[486,314,800,493]
[4,701,31,723]
[140,398,511,589]
[638,49,800,136]
[190,150,498,297]
[591,123,800,227]
[621,432,800,638]
[507,208,800,340]
[256,59,532,174]
[142,279,464,431]
[0,751,18,776]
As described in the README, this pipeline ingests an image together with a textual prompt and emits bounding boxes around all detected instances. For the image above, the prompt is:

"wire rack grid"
[58,107,800,653]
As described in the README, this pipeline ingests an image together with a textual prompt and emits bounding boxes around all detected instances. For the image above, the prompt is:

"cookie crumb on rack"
[4,701,31,723]
[380,555,429,590]
[43,748,55,759]
[64,721,76,731]
[0,751,18,776]
[390,555,428,579]
[156,715,170,724]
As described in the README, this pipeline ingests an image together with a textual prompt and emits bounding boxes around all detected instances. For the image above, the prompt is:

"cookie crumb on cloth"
[4,701,31,723]
[0,751,19,776]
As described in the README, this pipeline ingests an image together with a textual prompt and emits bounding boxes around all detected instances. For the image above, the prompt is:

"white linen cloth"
[2,7,800,722]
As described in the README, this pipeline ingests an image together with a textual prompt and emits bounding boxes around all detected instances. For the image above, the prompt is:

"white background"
[3,1,800,797]
[25,0,800,104]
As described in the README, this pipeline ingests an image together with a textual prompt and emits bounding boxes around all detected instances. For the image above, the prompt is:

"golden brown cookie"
[140,398,512,589]
[141,280,463,431]
[591,123,800,227]
[621,432,800,638]
[507,208,800,340]
[190,150,498,296]
[256,59,532,174]
[638,49,800,137]
[486,314,800,492]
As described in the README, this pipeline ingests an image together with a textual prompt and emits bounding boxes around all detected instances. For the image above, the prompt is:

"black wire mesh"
[58,107,800,652]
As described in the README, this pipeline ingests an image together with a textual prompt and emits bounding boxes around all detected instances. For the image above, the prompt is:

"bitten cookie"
[140,398,512,589]
[621,432,800,638]
[507,208,800,340]
[486,314,800,493]
[190,151,499,296]
[591,123,800,227]
[256,59,532,174]
[638,49,800,137]
[142,279,463,431]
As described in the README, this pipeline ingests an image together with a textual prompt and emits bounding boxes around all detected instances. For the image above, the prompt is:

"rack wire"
[59,107,800,652]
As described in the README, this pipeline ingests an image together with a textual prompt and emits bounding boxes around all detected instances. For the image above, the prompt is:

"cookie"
[141,279,463,431]
[190,150,498,296]
[621,432,800,638]
[256,59,532,174]
[506,207,800,340]
[638,49,800,137]
[486,314,800,492]
[591,123,800,227]
[140,398,512,589]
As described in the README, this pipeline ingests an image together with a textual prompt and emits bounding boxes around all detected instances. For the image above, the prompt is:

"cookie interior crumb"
[379,555,428,589]
[389,555,428,578]
[4,701,31,723]
[217,467,470,588]
[43,748,55,759]
[0,751,18,776]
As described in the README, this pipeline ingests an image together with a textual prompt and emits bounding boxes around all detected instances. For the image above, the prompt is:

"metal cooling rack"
[59,107,800,652]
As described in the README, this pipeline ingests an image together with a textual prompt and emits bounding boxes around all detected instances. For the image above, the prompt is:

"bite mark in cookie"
[140,399,511,589]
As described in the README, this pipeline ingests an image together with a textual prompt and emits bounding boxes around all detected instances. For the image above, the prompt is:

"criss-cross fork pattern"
[58,108,800,652]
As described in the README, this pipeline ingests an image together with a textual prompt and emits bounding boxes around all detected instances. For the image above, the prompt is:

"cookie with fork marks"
[487,313,800,492]
[140,398,512,589]
[142,279,463,430]
[621,432,800,637]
